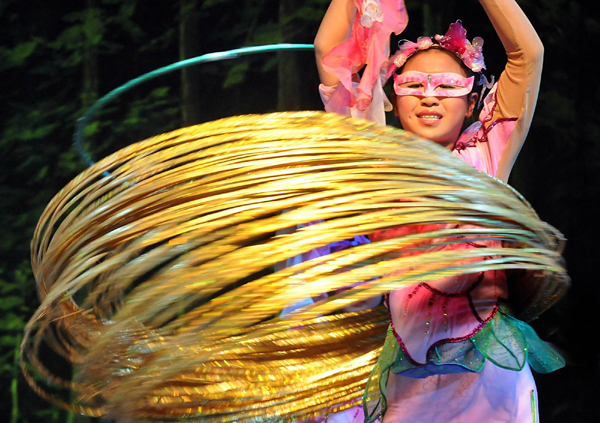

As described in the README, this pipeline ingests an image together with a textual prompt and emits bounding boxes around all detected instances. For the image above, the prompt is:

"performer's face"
[395,49,477,149]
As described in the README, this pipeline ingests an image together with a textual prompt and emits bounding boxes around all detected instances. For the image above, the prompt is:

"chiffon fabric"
[320,0,407,122]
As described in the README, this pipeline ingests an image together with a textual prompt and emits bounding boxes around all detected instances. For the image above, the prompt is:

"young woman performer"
[313,1,564,422]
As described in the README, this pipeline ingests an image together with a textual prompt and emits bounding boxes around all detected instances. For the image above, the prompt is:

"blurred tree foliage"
[0,0,597,422]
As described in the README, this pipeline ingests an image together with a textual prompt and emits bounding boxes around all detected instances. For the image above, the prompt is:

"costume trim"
[388,298,498,367]
[364,307,565,423]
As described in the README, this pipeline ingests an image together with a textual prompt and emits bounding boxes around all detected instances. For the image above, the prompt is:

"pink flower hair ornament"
[388,21,486,76]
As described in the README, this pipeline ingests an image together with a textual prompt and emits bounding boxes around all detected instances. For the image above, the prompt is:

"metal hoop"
[74,43,315,166]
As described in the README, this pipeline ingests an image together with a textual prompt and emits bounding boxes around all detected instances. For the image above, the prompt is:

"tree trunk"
[179,0,204,126]
[81,0,99,110]
[277,0,302,111]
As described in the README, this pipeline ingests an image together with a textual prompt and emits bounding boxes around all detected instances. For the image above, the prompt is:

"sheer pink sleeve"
[319,71,392,124]
[319,0,407,124]
[453,82,517,177]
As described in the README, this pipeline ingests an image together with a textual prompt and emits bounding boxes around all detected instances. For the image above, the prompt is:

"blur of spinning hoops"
[21,45,569,422]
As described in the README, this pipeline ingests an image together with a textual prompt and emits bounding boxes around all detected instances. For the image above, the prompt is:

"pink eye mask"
[393,71,474,98]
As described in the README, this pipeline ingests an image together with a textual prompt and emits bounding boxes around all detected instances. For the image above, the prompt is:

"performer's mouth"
[417,111,442,125]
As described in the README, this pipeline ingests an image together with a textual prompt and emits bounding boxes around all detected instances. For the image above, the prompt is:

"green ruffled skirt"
[363,306,565,423]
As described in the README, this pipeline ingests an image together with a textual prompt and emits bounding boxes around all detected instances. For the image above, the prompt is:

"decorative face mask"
[393,71,474,98]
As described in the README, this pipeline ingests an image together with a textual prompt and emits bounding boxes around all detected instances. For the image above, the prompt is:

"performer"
[313,1,563,422]
[20,2,568,421]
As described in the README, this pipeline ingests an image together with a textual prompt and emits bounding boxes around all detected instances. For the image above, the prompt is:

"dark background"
[1,0,597,421]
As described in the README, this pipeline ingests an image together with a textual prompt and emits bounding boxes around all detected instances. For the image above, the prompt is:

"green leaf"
[83,8,105,45]
[56,26,84,50]
[151,87,170,98]
[36,166,49,182]
[119,1,136,18]
[223,61,250,88]
[84,121,100,137]
[0,297,24,311]
[201,0,232,8]
[2,41,37,67]
[0,335,20,349]
[0,314,26,331]
[17,124,60,142]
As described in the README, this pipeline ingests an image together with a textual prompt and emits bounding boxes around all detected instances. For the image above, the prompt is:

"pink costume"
[315,1,564,422]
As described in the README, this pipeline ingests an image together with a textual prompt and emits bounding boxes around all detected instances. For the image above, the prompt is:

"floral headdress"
[389,21,486,75]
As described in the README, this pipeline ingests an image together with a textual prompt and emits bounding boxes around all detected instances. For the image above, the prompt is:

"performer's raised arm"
[314,0,357,87]
[480,0,544,181]
[314,1,407,124]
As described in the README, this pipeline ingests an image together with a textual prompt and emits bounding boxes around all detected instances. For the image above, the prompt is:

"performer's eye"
[438,84,460,89]
[403,83,423,89]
